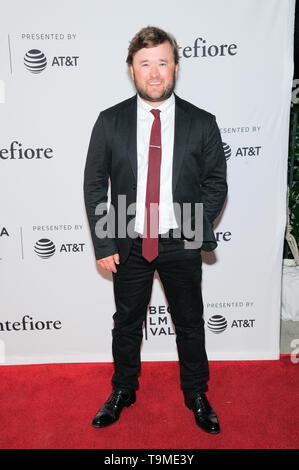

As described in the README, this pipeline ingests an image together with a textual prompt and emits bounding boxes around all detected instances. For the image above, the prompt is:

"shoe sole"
[196,425,220,434]
[194,418,220,434]
[185,403,220,434]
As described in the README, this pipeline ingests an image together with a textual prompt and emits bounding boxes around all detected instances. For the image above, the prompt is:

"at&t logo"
[34,238,85,258]
[24,49,79,73]
[34,239,55,259]
[222,143,231,160]
[24,50,47,74]
[207,315,256,333]
[222,142,262,161]
[207,315,228,334]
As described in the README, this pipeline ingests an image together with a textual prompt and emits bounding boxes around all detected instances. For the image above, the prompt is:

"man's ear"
[129,64,135,82]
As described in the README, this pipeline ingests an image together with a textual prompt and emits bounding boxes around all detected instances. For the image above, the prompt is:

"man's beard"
[133,71,176,103]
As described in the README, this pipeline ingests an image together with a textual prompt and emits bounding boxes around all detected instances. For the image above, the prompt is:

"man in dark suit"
[84,26,227,434]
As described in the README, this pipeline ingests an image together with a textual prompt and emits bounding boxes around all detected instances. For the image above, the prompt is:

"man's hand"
[96,253,120,273]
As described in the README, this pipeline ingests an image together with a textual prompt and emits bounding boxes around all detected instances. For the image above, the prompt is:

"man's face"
[129,41,178,107]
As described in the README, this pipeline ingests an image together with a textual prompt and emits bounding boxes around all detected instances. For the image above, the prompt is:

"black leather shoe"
[185,392,220,434]
[92,388,136,428]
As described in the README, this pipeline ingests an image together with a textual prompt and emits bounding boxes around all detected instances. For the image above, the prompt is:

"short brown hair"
[126,26,179,65]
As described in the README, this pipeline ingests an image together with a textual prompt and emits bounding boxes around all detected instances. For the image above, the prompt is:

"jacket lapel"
[172,94,191,193]
[123,95,137,181]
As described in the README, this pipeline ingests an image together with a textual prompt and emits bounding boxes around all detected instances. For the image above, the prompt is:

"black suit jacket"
[84,94,227,263]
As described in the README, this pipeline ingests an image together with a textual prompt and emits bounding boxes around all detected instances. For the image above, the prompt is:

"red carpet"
[0,357,298,449]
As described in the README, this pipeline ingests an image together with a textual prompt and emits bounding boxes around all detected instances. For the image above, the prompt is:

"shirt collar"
[137,93,175,118]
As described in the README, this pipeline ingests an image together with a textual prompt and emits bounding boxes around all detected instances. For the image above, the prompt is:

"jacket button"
[132,184,137,190]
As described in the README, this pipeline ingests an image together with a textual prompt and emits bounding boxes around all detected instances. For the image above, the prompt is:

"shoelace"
[107,390,127,409]
[193,394,211,413]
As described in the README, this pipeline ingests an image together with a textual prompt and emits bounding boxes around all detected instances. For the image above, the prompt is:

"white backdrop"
[0,0,295,364]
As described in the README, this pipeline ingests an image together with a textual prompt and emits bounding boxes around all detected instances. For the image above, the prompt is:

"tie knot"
[150,109,161,120]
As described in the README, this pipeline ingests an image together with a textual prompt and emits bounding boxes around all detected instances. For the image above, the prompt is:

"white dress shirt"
[134,93,178,235]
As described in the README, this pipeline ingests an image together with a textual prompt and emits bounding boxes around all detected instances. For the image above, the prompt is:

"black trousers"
[111,235,209,395]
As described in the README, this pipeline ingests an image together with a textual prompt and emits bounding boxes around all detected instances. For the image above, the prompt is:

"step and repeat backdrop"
[0,0,295,364]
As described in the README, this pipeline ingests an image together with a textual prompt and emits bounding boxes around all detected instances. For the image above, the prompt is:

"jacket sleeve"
[83,112,118,260]
[201,115,228,223]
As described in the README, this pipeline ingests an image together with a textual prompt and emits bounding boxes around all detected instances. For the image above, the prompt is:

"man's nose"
[149,65,160,78]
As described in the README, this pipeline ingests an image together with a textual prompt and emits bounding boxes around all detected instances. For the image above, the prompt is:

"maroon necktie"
[142,109,161,262]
